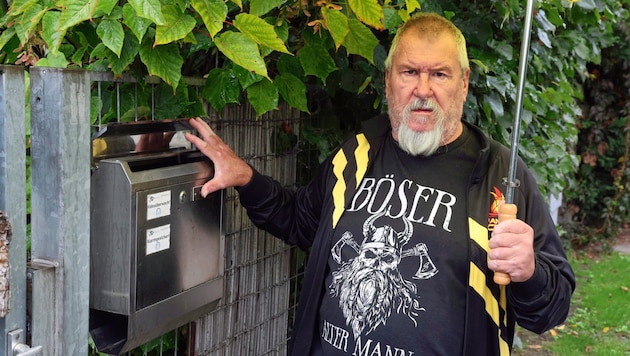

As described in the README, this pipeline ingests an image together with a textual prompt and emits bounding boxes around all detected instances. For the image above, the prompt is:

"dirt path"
[612,227,630,255]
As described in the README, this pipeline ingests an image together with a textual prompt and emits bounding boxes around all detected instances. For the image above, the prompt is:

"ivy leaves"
[0,0,399,117]
[1,0,627,200]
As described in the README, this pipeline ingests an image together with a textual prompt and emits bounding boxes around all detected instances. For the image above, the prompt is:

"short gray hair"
[384,13,469,75]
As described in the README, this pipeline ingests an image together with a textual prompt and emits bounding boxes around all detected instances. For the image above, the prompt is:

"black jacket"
[237,115,575,355]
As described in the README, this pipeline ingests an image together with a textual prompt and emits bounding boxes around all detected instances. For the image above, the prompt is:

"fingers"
[492,218,532,236]
[200,179,223,198]
[188,117,216,140]
[488,219,535,282]
[184,117,254,196]
[186,118,225,151]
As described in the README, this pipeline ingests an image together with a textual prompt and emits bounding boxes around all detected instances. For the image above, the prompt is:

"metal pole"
[495,0,536,286]
[504,0,536,204]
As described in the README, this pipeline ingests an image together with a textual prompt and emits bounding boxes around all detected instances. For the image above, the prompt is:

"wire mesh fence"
[89,72,306,356]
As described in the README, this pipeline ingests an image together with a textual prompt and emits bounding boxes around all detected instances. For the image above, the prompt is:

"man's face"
[385,31,470,156]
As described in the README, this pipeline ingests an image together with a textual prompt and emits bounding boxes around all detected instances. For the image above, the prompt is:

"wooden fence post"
[29,67,91,355]
[0,65,28,354]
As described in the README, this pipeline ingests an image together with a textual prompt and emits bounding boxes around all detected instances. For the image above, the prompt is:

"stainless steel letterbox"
[89,120,224,355]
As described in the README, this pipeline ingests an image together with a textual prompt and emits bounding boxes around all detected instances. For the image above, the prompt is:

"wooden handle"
[493,203,517,285]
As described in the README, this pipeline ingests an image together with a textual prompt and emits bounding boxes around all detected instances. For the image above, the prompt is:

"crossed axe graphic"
[331,231,438,280]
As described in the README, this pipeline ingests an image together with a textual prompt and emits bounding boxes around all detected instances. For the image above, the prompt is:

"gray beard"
[392,99,445,156]
[397,123,444,156]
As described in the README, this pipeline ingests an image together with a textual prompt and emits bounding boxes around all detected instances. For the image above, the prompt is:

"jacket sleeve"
[235,160,331,251]
[507,159,576,334]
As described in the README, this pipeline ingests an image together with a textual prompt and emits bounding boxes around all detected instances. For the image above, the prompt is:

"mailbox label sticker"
[146,224,171,255]
[147,191,171,220]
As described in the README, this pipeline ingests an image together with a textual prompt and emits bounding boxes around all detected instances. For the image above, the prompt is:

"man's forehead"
[393,34,459,68]
[399,29,456,47]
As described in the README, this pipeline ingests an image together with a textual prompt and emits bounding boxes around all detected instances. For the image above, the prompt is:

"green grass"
[516,252,630,355]
[552,252,630,355]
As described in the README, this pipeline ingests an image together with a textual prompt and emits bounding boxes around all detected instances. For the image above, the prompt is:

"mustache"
[406,98,439,112]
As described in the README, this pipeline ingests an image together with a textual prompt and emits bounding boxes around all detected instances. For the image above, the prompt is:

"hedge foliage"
[1,0,629,243]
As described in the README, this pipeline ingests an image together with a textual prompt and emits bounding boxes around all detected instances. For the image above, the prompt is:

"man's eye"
[402,69,416,75]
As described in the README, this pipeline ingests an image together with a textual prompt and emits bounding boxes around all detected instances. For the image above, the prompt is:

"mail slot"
[89,120,224,355]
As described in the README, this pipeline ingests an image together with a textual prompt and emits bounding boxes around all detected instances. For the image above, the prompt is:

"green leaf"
[110,32,140,75]
[190,0,227,38]
[229,0,242,9]
[249,0,285,17]
[343,18,378,64]
[173,0,188,13]
[572,37,590,60]
[485,92,505,118]
[153,81,191,119]
[537,28,552,49]
[298,40,337,82]
[70,32,89,64]
[128,0,165,25]
[406,0,421,13]
[42,10,66,54]
[13,2,45,45]
[0,26,16,50]
[486,75,509,96]
[202,68,241,113]
[123,4,151,42]
[9,0,38,16]
[382,7,403,31]
[277,53,304,79]
[214,31,269,79]
[348,0,384,30]
[139,39,183,89]
[97,19,124,57]
[94,0,117,17]
[543,7,564,27]
[274,73,309,113]
[471,59,488,74]
[246,79,278,117]
[397,8,410,23]
[155,4,196,45]
[488,39,513,61]
[36,51,68,68]
[58,0,97,31]
[321,7,349,50]
[233,13,290,55]
[182,91,208,118]
[90,42,111,60]
[575,0,597,10]
[233,65,264,90]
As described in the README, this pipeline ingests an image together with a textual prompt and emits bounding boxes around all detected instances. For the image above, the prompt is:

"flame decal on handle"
[488,186,506,232]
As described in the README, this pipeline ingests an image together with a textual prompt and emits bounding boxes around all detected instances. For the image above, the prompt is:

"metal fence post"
[0,65,28,355]
[29,67,91,355]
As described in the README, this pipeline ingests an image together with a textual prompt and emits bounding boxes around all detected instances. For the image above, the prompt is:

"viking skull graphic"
[329,211,438,339]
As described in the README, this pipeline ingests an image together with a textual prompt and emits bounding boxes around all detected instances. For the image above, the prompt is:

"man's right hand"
[185,117,253,197]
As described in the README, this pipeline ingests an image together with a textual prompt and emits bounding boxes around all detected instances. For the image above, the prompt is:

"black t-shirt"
[316,124,481,355]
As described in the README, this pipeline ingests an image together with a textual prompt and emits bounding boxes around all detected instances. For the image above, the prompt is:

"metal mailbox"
[89,120,224,355]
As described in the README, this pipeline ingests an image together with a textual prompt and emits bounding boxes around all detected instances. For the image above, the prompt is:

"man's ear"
[462,68,470,96]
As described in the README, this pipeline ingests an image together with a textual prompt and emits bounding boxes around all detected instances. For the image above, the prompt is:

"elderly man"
[186,12,575,356]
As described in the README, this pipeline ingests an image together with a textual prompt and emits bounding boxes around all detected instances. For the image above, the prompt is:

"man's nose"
[413,75,433,98]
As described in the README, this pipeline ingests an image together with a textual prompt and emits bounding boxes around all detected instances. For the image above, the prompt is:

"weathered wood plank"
[29,67,91,356]
[0,65,28,351]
